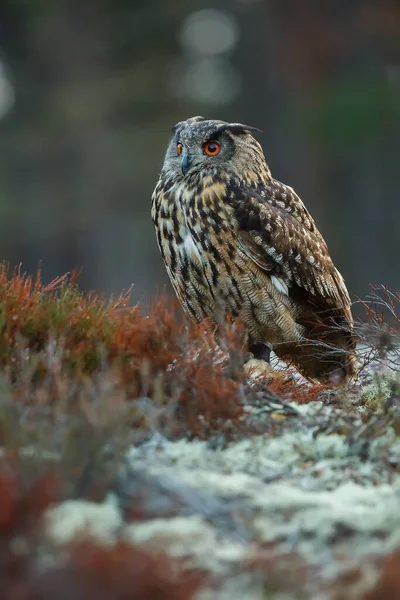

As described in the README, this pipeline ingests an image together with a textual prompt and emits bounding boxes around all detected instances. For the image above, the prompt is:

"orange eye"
[176,143,183,156]
[203,141,221,156]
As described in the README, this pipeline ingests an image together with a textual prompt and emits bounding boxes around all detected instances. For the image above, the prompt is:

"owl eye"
[176,143,183,156]
[203,141,221,156]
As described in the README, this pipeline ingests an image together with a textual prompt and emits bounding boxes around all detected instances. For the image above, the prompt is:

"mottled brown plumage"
[151,116,356,385]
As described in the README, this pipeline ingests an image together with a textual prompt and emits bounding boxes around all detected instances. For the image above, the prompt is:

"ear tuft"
[214,122,262,136]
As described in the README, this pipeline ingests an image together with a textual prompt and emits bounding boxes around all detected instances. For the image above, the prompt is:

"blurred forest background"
[0,1,398,315]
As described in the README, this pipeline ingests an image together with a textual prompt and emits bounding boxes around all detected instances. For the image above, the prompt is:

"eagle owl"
[151,116,356,385]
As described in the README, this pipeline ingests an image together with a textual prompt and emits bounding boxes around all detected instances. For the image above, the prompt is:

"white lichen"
[125,515,248,573]
[46,498,122,546]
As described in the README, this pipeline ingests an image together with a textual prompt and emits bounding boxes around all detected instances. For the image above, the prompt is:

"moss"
[361,372,400,412]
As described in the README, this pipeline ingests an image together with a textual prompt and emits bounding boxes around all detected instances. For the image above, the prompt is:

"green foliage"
[302,76,399,152]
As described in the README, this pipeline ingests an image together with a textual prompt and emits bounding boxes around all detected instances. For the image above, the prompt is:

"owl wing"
[233,179,351,311]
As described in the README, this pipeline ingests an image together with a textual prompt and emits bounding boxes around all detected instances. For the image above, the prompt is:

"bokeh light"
[179,9,239,56]
[167,9,240,105]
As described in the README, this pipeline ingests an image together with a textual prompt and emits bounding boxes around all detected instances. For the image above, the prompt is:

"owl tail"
[274,309,357,386]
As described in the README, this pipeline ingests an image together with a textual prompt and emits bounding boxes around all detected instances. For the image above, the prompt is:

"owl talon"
[248,342,272,362]
[244,358,277,379]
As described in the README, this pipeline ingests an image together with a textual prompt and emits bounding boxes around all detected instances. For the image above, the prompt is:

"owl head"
[161,116,267,182]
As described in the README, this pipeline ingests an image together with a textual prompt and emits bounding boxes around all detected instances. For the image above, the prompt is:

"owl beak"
[181,149,191,175]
